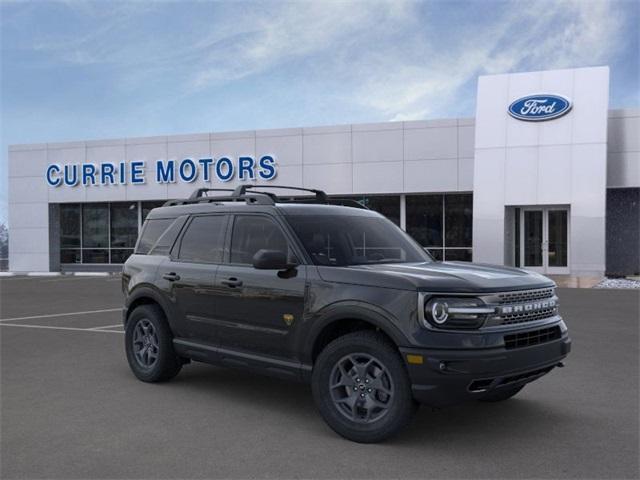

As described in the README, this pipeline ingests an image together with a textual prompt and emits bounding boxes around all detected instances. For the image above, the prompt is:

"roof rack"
[162,185,368,210]
[232,185,329,204]
[188,188,235,199]
[163,189,275,206]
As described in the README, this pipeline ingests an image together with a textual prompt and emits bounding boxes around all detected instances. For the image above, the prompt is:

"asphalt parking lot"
[1,276,638,479]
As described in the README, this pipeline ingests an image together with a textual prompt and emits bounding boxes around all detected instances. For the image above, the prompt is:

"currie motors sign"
[45,155,277,187]
[508,94,572,121]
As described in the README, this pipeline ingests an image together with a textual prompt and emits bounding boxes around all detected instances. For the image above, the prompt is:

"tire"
[312,331,417,443]
[125,304,182,383]
[478,385,524,402]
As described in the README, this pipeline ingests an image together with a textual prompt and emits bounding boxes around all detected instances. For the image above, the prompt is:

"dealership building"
[7,66,640,276]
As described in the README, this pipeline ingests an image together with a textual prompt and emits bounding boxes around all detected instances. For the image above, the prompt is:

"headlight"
[421,297,495,329]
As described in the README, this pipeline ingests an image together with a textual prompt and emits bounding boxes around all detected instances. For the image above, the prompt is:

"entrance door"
[518,207,569,274]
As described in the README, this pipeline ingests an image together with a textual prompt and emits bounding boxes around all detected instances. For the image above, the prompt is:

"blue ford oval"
[508,94,572,121]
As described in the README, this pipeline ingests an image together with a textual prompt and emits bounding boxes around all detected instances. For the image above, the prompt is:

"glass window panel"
[142,201,166,222]
[150,216,188,256]
[444,194,473,247]
[60,249,81,264]
[82,249,109,263]
[179,215,227,263]
[444,248,472,262]
[82,204,109,248]
[524,210,543,267]
[60,204,81,248]
[353,195,401,226]
[110,203,138,248]
[231,216,291,265]
[288,215,429,266]
[136,218,174,254]
[406,195,443,247]
[427,248,443,261]
[111,249,134,264]
[548,210,568,267]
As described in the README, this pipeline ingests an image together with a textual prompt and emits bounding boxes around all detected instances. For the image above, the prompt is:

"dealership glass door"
[518,207,569,274]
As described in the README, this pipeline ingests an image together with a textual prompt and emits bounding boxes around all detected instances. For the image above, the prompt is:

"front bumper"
[399,333,571,407]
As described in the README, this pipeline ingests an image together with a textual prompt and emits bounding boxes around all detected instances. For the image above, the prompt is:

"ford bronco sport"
[122,185,571,443]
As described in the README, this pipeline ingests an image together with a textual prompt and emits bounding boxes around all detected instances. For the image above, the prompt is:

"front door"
[518,207,569,274]
[212,214,307,360]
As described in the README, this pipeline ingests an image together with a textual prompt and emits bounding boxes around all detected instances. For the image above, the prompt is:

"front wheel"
[125,304,182,383]
[312,331,417,443]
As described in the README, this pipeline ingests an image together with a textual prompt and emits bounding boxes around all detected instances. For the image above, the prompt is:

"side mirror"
[252,249,293,270]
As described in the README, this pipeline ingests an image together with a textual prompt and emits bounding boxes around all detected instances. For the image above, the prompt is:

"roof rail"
[163,190,275,206]
[188,188,235,200]
[163,185,368,209]
[232,185,329,204]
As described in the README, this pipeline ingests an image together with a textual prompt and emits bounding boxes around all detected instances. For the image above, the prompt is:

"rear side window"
[135,218,174,254]
[149,216,187,255]
[178,215,227,263]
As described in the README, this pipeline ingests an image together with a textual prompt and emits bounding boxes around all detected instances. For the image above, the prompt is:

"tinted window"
[136,218,174,254]
[287,215,430,266]
[110,203,138,248]
[230,216,290,264]
[60,204,81,264]
[339,195,401,226]
[406,195,443,247]
[150,216,187,255]
[178,215,226,263]
[444,194,473,248]
[82,203,109,248]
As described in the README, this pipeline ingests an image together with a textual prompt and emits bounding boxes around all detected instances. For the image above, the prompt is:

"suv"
[122,185,571,443]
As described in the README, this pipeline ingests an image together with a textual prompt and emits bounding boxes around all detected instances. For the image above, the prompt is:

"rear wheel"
[478,385,524,402]
[312,331,417,443]
[125,304,182,383]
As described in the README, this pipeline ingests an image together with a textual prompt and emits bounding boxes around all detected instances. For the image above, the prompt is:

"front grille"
[504,326,561,350]
[497,287,555,304]
[495,287,558,325]
[501,306,558,325]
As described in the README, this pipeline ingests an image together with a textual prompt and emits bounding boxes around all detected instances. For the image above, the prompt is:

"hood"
[316,261,554,293]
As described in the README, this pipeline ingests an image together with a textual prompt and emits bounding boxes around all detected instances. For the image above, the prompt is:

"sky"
[1,0,638,226]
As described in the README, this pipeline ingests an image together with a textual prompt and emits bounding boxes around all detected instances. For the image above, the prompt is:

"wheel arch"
[125,286,171,327]
[306,303,409,364]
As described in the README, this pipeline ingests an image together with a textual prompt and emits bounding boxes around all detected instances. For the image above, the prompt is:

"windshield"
[286,214,432,266]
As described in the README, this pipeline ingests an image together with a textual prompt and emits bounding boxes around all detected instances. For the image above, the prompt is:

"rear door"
[159,214,228,344]
[212,214,307,359]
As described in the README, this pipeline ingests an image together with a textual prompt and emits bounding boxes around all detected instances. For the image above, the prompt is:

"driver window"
[230,215,295,265]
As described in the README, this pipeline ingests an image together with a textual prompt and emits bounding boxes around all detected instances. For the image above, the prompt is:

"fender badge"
[283,314,295,326]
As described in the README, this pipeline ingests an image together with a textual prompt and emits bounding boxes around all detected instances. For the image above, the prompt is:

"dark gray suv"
[122,185,571,443]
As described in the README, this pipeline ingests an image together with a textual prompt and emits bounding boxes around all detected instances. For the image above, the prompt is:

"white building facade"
[7,66,640,276]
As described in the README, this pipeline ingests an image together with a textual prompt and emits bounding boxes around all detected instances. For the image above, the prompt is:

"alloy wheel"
[329,353,395,423]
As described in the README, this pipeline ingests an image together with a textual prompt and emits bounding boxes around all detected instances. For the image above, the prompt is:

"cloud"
[2,0,632,122]
[188,1,413,90]
[348,0,626,121]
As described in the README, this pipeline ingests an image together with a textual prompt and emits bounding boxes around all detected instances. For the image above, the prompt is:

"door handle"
[221,277,243,288]
[162,272,181,281]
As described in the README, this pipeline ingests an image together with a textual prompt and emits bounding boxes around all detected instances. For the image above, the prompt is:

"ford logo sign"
[508,94,572,121]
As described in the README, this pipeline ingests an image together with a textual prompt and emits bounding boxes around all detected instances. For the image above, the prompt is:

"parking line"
[89,324,124,330]
[41,276,115,283]
[0,308,122,323]
[0,323,124,333]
